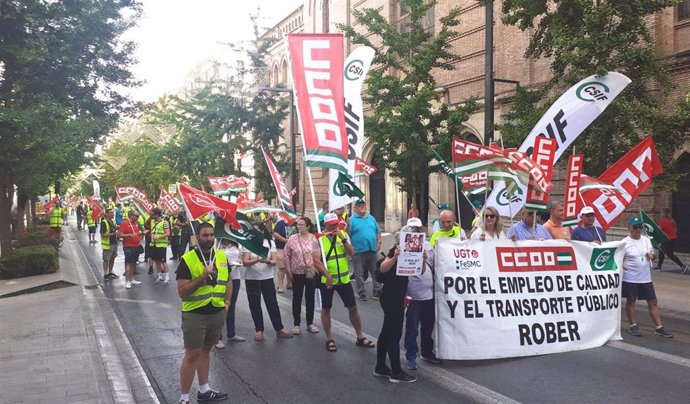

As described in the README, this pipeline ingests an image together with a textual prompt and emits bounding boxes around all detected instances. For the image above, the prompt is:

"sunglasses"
[484,214,496,219]
[583,213,595,217]
[632,225,643,230]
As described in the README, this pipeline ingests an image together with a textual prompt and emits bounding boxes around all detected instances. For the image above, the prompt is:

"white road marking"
[607,340,690,368]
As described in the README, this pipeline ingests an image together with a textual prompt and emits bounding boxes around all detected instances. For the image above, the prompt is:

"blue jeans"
[404,299,435,360]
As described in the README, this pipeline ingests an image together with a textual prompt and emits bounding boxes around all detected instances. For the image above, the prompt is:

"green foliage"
[494,0,689,184]
[339,0,478,203]
[14,228,61,251]
[0,245,59,279]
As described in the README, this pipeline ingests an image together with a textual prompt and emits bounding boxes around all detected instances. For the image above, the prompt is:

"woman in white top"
[242,222,293,341]
[283,217,320,335]
[469,206,506,240]
[216,239,245,348]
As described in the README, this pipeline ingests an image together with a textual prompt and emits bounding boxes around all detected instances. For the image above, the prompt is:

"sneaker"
[197,389,229,402]
[214,340,225,349]
[277,329,294,338]
[292,326,301,335]
[373,367,392,379]
[103,274,111,281]
[109,273,119,279]
[148,266,154,275]
[406,358,418,370]
[655,327,674,338]
[130,280,142,285]
[359,294,368,301]
[163,278,171,285]
[125,281,132,289]
[389,371,417,383]
[653,266,662,271]
[307,324,320,333]
[155,276,163,284]
[228,335,246,342]
[628,324,641,337]
[276,288,284,293]
[421,355,444,364]
[683,265,689,274]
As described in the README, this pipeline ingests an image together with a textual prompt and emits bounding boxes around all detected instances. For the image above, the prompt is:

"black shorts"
[88,226,97,234]
[123,247,139,264]
[320,283,357,309]
[150,246,167,262]
[622,282,657,301]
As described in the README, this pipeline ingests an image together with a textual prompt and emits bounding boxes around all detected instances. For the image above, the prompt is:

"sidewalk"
[0,226,159,404]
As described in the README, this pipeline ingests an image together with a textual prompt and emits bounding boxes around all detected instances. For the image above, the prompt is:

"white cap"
[324,213,339,225]
[580,206,595,216]
[406,217,422,227]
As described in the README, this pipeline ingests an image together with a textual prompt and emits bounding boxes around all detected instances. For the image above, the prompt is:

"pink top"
[283,233,318,274]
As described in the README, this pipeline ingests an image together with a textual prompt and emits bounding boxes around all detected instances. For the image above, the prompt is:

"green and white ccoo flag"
[639,210,669,249]
[215,214,269,259]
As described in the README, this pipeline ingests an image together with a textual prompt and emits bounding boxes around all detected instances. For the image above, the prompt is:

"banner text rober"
[435,239,625,359]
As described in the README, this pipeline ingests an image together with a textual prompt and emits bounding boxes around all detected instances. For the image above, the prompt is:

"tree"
[339,0,478,209]
[0,0,141,254]
[493,0,690,188]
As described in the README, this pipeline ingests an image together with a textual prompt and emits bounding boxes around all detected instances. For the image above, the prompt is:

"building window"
[679,0,690,21]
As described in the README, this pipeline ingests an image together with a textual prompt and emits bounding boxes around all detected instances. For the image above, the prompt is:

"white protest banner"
[329,46,375,211]
[397,232,425,276]
[435,239,624,360]
[489,72,631,217]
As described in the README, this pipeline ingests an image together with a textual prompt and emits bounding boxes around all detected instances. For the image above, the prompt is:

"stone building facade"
[261,1,690,249]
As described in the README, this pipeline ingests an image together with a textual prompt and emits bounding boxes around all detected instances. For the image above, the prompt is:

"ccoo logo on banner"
[435,239,625,360]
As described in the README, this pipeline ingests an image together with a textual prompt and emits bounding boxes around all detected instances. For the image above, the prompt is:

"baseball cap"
[628,217,643,226]
[439,203,450,210]
[580,206,595,216]
[472,200,482,209]
[354,199,366,206]
[406,217,422,227]
[324,213,340,225]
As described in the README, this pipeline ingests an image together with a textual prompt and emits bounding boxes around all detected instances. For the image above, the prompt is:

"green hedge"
[0,245,59,279]
[14,228,61,250]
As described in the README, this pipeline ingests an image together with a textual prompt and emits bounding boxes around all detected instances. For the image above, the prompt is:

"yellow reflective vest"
[101,218,116,251]
[150,219,169,247]
[49,207,63,228]
[320,235,350,285]
[181,249,229,312]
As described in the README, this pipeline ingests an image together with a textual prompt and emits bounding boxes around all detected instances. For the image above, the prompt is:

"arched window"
[281,59,288,85]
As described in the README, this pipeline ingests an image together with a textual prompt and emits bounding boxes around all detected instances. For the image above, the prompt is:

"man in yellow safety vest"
[312,213,375,353]
[176,222,231,403]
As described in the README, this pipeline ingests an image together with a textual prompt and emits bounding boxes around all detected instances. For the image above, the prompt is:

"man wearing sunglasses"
[571,206,606,243]
[622,217,673,338]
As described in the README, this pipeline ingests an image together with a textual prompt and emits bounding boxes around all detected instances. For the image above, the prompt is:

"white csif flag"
[328,46,375,211]
[489,72,631,217]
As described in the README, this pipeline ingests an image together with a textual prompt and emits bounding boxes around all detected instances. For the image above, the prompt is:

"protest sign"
[397,232,426,276]
[435,239,624,359]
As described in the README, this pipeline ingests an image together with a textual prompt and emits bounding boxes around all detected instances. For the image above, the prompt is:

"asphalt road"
[72,228,690,404]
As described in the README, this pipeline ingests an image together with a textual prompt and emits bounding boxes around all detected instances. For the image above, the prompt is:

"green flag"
[639,210,669,249]
[334,172,364,199]
[432,148,463,189]
[215,214,269,259]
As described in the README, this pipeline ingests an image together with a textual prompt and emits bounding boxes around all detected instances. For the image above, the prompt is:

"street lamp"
[260,87,298,207]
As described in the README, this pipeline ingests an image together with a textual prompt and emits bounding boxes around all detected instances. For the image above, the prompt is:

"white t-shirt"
[470,229,506,240]
[223,245,244,280]
[242,240,277,280]
[622,235,653,283]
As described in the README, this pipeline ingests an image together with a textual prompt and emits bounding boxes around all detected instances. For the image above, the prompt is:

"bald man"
[429,210,466,246]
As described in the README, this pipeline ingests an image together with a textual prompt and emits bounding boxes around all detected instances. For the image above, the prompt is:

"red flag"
[288,33,348,173]
[85,196,104,221]
[524,137,557,211]
[178,183,240,229]
[158,187,182,215]
[355,157,378,176]
[261,147,294,211]
[115,186,154,214]
[581,137,663,230]
[43,195,61,214]
[563,154,584,227]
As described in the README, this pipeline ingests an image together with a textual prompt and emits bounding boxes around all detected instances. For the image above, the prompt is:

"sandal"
[326,339,337,352]
[356,337,375,348]
[254,331,264,341]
